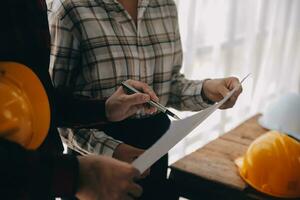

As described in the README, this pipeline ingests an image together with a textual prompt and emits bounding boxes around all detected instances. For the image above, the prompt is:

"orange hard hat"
[0,62,50,150]
[235,131,300,198]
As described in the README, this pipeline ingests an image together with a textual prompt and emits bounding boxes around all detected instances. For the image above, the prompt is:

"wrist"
[201,79,214,104]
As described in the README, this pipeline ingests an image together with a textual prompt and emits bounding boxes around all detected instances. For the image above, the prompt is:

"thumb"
[218,85,231,98]
[124,93,150,106]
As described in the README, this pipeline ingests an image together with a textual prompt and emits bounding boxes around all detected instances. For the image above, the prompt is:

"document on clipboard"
[132,74,250,173]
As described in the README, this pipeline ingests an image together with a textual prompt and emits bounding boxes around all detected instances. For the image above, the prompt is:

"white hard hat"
[258,93,300,140]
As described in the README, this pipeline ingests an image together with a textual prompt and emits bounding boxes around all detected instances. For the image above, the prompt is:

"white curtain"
[169,0,300,164]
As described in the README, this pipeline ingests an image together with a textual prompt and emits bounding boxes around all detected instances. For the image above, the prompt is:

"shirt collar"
[100,0,150,12]
[98,0,150,29]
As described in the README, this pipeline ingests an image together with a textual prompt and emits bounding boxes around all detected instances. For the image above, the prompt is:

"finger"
[230,95,238,103]
[220,97,236,109]
[220,103,232,109]
[126,80,159,102]
[128,182,143,198]
[143,105,157,114]
[217,85,231,98]
[115,85,125,94]
[124,93,150,106]
[227,77,240,90]
[229,87,242,106]
[235,85,243,97]
[232,86,242,98]
[218,88,236,109]
[125,105,141,118]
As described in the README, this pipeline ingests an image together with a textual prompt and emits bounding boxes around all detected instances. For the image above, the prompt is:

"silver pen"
[121,81,181,120]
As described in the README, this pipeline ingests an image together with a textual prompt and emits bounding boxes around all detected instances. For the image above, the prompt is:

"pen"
[121,81,181,120]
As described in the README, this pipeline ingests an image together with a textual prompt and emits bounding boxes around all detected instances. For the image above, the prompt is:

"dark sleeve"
[0,1,79,198]
[55,87,109,127]
[0,139,79,199]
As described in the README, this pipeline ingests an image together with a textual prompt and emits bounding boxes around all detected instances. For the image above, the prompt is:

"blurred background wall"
[169,0,300,163]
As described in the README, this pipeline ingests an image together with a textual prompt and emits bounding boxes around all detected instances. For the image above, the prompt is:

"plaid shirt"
[49,0,210,156]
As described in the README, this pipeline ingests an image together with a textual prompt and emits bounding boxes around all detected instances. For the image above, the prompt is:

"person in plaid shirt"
[49,0,242,199]
[0,0,165,199]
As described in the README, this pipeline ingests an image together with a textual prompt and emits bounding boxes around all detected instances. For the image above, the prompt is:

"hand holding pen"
[121,81,181,120]
[105,80,160,122]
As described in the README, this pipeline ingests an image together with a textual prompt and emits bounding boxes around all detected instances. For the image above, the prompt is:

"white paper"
[132,84,243,173]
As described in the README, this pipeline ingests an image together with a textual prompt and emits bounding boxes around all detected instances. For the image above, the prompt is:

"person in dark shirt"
[0,0,157,199]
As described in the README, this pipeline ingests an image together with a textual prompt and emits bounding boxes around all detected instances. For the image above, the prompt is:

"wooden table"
[169,114,300,200]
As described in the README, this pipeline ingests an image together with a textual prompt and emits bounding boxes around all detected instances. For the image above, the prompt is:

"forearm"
[0,139,79,199]
[55,87,108,127]
[168,73,213,111]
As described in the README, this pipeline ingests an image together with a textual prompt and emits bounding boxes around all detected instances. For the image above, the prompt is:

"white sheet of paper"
[132,82,244,173]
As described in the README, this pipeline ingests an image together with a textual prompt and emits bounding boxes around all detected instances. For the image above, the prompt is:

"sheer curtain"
[169,0,300,164]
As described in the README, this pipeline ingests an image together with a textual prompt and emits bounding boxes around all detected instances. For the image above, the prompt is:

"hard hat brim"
[235,155,300,198]
[0,62,50,150]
